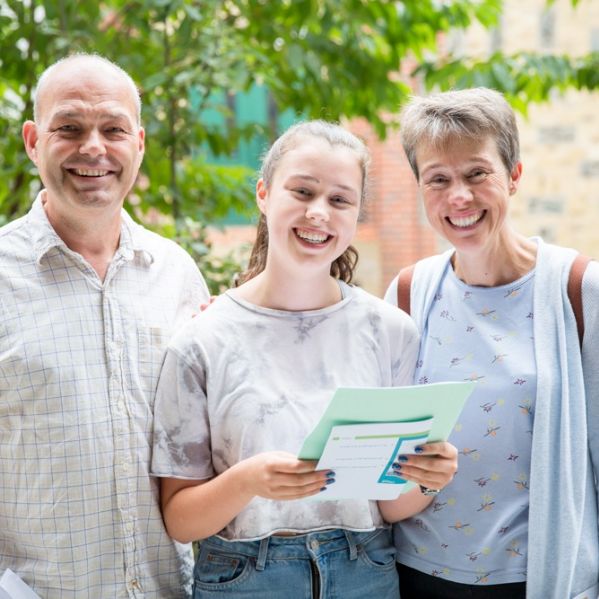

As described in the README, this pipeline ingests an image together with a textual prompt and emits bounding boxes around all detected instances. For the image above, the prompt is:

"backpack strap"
[567,254,592,347]
[396,264,415,314]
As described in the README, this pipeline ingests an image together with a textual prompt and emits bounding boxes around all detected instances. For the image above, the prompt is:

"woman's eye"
[294,188,311,197]
[468,170,487,181]
[428,176,448,187]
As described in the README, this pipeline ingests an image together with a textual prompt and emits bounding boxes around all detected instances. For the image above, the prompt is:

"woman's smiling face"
[416,135,522,254]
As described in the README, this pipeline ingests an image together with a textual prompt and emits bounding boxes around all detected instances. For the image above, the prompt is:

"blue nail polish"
[320,487,327,492]
[414,446,424,454]
[326,471,336,478]
[392,462,400,468]
[398,455,409,462]
[326,478,336,485]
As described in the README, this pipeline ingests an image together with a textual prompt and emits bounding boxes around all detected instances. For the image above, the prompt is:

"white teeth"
[449,211,483,228]
[296,229,329,244]
[73,169,109,177]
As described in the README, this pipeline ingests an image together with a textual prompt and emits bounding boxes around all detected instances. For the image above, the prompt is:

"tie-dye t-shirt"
[396,264,536,585]
[151,282,419,541]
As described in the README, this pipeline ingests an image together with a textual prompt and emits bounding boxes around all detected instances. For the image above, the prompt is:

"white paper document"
[0,570,41,599]
[316,418,433,500]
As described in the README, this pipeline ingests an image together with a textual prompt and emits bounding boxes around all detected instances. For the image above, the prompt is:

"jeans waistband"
[202,528,386,571]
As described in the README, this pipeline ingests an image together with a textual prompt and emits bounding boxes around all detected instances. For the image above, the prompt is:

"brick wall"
[350,119,438,295]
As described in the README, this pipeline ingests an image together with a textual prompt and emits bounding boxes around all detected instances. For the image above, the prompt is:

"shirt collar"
[29,190,155,266]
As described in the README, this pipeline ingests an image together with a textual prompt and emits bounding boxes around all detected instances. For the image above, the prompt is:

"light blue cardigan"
[401,239,599,599]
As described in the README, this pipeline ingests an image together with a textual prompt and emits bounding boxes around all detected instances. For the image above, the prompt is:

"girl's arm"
[378,441,457,523]
[160,451,332,543]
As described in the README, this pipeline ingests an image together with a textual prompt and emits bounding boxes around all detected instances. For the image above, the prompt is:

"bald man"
[0,54,209,598]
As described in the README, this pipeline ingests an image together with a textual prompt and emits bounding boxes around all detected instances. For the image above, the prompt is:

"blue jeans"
[192,528,399,598]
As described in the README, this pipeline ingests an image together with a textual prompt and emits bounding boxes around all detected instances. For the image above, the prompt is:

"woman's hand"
[394,441,458,492]
[235,451,334,501]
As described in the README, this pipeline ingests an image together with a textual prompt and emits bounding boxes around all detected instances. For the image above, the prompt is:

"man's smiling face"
[23,58,145,219]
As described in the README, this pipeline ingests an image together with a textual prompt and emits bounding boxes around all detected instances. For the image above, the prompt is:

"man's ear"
[22,121,39,165]
[136,127,145,168]
[138,127,145,153]
[256,178,268,214]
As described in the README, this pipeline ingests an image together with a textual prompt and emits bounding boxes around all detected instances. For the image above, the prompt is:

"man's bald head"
[33,54,142,125]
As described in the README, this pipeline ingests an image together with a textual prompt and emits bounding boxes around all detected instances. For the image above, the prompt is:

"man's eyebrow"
[49,110,133,122]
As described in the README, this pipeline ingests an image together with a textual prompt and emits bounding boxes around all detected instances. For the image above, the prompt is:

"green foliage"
[417,51,599,114]
[0,0,597,291]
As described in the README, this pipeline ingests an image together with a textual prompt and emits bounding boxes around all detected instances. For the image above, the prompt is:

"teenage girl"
[151,121,458,598]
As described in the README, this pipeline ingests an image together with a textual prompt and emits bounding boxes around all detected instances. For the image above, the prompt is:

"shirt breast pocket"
[135,325,169,400]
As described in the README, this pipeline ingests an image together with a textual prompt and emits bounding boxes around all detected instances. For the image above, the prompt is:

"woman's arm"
[160,451,332,542]
[377,440,458,523]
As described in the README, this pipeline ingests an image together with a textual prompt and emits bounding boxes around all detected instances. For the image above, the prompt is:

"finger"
[412,442,457,457]
[269,469,334,489]
[403,455,456,473]
[392,466,450,489]
[393,455,456,476]
[394,461,456,488]
[274,485,328,501]
[267,477,335,500]
[270,456,320,474]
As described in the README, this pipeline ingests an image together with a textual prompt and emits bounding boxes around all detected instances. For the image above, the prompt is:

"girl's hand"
[236,451,334,501]
[394,442,458,492]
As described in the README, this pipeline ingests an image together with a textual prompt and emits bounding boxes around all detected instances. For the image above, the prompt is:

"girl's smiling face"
[257,136,363,279]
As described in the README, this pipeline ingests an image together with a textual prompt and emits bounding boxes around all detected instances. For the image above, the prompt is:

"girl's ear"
[256,179,268,214]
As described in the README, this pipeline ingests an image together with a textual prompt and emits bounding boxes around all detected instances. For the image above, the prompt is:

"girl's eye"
[294,188,312,197]
[331,196,349,205]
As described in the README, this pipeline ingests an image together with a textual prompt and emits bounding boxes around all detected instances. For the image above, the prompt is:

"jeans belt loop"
[256,536,270,571]
[344,530,358,561]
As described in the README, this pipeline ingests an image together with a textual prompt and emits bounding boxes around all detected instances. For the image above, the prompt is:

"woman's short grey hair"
[400,87,520,180]
[260,120,371,203]
[33,53,142,124]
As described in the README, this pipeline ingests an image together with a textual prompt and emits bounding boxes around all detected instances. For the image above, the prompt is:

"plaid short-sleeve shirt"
[0,193,209,598]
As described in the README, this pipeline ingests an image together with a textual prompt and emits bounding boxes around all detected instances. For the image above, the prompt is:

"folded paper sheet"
[299,381,475,499]
[316,419,433,499]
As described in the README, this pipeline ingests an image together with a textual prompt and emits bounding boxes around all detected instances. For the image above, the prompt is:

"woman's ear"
[256,179,268,214]
[509,162,523,195]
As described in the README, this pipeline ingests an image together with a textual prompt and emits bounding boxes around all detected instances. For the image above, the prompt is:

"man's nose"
[79,129,107,158]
